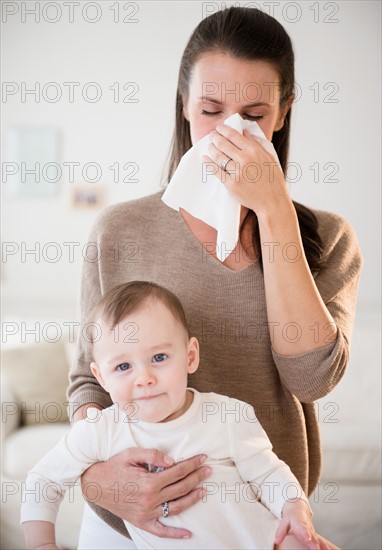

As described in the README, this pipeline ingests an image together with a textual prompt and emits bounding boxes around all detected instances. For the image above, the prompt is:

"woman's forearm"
[258,201,337,356]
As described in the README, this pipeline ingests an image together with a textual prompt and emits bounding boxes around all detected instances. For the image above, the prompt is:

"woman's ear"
[274,94,294,131]
[182,95,190,121]
[187,336,200,374]
[90,362,107,391]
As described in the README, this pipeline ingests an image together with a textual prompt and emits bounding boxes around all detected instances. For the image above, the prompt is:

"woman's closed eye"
[201,109,263,121]
[116,362,131,372]
[152,353,168,363]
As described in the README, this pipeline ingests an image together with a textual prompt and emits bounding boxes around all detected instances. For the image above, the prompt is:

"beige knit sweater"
[68,190,362,537]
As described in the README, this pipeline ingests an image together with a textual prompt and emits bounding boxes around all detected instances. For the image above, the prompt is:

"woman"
[69,7,362,548]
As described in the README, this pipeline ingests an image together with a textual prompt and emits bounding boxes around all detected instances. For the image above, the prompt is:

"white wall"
[1,0,381,325]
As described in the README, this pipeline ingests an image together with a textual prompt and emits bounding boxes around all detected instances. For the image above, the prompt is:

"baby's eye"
[152,354,167,363]
[116,363,131,372]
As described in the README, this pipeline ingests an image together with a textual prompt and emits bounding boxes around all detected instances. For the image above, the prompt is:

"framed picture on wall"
[70,184,105,210]
[6,126,61,197]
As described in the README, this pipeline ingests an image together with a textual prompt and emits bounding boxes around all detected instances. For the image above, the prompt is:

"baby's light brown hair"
[88,281,190,344]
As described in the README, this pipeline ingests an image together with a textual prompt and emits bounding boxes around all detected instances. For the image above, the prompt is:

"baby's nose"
[135,366,156,386]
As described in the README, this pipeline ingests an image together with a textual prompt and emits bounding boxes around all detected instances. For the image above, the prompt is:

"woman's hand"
[81,447,211,539]
[203,124,292,218]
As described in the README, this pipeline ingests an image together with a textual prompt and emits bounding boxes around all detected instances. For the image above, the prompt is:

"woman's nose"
[224,110,240,119]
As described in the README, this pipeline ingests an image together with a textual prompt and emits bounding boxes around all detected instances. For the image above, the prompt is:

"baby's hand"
[274,500,320,550]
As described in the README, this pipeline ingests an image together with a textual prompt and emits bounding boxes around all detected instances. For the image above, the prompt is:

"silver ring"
[161,501,170,518]
[220,156,232,171]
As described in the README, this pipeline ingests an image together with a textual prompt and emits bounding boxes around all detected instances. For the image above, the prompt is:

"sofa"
[1,338,84,550]
[1,307,381,549]
[308,306,381,549]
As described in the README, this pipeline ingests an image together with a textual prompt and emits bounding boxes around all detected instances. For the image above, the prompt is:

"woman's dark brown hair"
[163,6,324,272]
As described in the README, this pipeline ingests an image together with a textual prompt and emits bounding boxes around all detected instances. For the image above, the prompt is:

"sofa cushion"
[310,483,382,550]
[3,423,71,478]
[1,340,70,425]
[316,307,381,483]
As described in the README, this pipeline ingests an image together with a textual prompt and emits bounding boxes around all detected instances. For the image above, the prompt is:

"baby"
[21,281,320,550]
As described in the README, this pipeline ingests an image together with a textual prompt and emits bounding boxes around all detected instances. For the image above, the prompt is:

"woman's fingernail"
[164,455,174,465]
[203,467,212,477]
[199,454,208,464]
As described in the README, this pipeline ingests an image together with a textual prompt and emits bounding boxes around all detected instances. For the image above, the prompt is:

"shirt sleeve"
[67,209,114,418]
[227,397,311,519]
[272,212,363,402]
[20,412,106,524]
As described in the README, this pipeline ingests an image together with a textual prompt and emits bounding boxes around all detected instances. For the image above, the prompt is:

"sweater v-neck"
[164,201,259,277]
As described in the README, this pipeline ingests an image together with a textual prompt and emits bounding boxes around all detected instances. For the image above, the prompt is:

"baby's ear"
[90,362,107,390]
[187,337,200,375]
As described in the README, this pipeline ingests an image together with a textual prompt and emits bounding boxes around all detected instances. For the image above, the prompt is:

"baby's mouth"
[136,393,162,400]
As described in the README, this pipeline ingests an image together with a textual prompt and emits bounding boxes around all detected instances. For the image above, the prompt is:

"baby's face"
[91,299,199,423]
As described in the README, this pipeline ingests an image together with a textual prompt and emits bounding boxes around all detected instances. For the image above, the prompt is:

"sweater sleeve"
[228,397,311,519]
[67,209,114,417]
[272,211,363,402]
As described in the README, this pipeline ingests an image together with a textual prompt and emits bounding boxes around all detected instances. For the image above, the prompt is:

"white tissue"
[161,113,280,262]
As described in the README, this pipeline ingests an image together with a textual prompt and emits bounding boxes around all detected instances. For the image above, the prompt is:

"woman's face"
[182,51,292,144]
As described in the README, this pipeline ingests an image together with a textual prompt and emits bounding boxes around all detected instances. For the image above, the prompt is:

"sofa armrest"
[0,374,21,452]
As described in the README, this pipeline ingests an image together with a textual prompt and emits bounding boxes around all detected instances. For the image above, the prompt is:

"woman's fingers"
[146,488,206,539]
[158,459,211,503]
[110,450,209,508]
[209,125,268,163]
[158,487,205,518]
[121,447,175,469]
[158,469,210,506]
[148,519,192,540]
[208,138,242,166]
[80,448,212,538]
[158,454,208,484]
[213,124,249,150]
